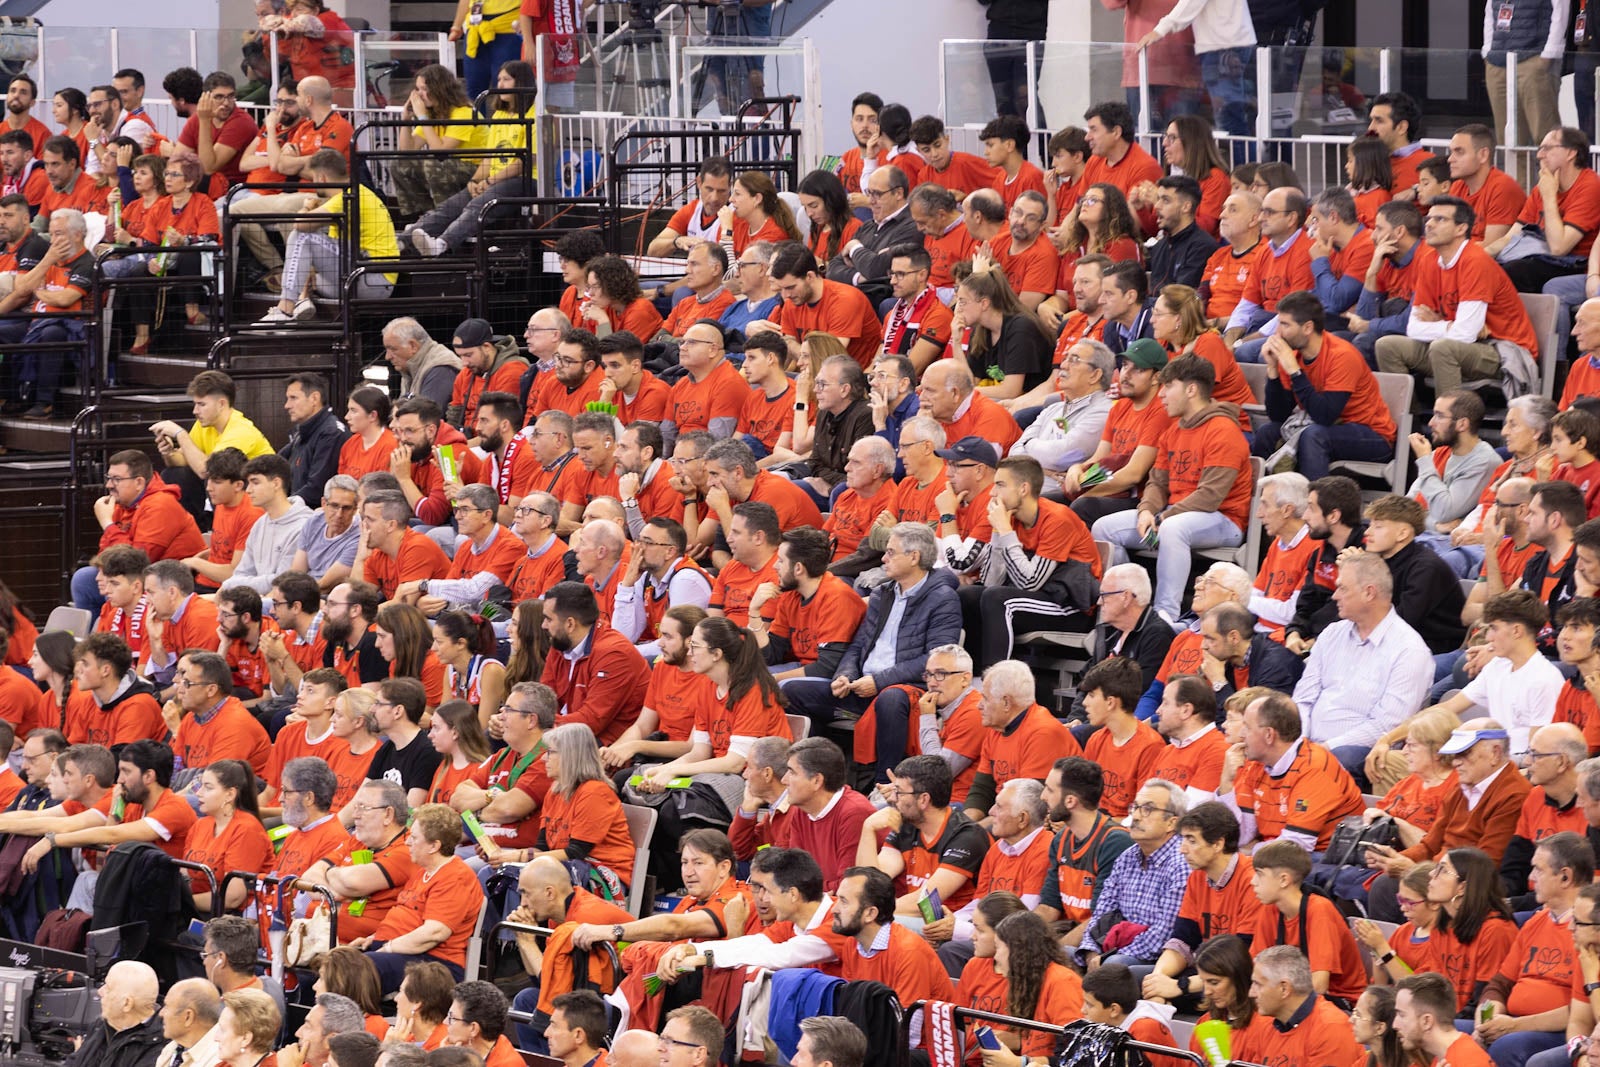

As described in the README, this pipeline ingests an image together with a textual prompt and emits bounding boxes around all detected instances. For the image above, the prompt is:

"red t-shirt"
[1274,332,1397,444]
[1200,241,1261,320]
[1411,241,1539,357]
[1154,411,1255,528]
[1242,231,1314,313]
[1451,168,1525,241]
[1517,168,1600,259]
[776,279,883,369]
[668,358,745,433]
[182,811,274,895]
[123,787,200,860]
[363,528,452,600]
[991,232,1060,297]
[373,856,486,967]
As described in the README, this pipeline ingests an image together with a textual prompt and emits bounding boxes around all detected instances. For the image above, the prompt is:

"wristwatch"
[1586,981,1600,996]
[1379,950,1397,965]
[794,402,807,411]
[612,924,626,942]
[419,580,429,595]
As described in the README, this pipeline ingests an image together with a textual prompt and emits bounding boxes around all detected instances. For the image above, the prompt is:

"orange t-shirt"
[731,214,791,255]
[940,391,1022,452]
[372,856,485,967]
[1380,771,1459,833]
[539,778,636,884]
[1179,853,1266,943]
[709,553,779,628]
[925,219,977,290]
[644,660,711,742]
[1012,497,1103,574]
[1241,231,1314,313]
[1517,168,1600,259]
[1023,964,1086,1059]
[693,684,791,760]
[451,361,527,430]
[64,688,165,749]
[1184,332,1255,433]
[749,469,826,530]
[1416,240,1539,356]
[891,470,950,526]
[508,537,568,603]
[1451,168,1525,240]
[1154,412,1254,529]
[445,525,526,587]
[604,297,663,340]
[363,528,452,600]
[1200,241,1261,320]
[182,811,274,896]
[1236,739,1363,850]
[776,279,883,369]
[1101,395,1173,463]
[331,832,418,940]
[1499,907,1577,1016]
[1514,786,1590,849]
[174,697,272,776]
[530,367,606,420]
[764,571,868,665]
[1254,527,1320,609]
[325,741,379,812]
[338,430,398,480]
[289,111,354,162]
[1083,720,1166,817]
[737,381,796,451]
[826,480,898,560]
[1556,678,1600,754]
[139,193,220,242]
[206,500,264,575]
[616,371,671,426]
[122,787,199,860]
[972,825,1053,900]
[1274,332,1397,444]
[38,172,109,218]
[269,815,356,886]
[1249,891,1369,1002]
[663,289,738,337]
[668,358,746,433]
[991,231,1061,297]
[1562,354,1600,411]
[980,704,1082,788]
[1149,725,1230,793]
[1431,916,1519,1011]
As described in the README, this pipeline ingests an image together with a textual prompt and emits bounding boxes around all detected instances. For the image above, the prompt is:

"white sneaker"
[292,299,316,320]
[258,306,292,323]
[411,229,447,257]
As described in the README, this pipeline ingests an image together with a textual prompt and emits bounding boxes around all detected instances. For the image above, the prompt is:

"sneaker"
[258,306,293,323]
[292,299,316,320]
[410,229,447,257]
[21,403,52,419]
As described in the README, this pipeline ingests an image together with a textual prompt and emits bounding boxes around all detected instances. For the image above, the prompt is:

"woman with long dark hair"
[582,254,663,339]
[797,169,859,261]
[719,170,802,255]
[1056,182,1142,295]
[1188,935,1272,1060]
[374,603,445,708]
[1351,985,1424,1067]
[432,609,507,723]
[395,63,481,214]
[1347,138,1395,228]
[952,266,1052,400]
[314,946,388,1037]
[184,758,273,911]
[992,910,1083,1065]
[1425,847,1518,1013]
[957,892,1029,1056]
[502,599,547,688]
[426,699,491,805]
[1160,115,1230,234]
[27,630,77,729]
[52,89,90,161]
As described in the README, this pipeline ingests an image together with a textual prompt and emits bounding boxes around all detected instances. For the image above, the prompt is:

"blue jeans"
[71,564,105,612]
[462,30,523,102]
[1252,420,1393,481]
[364,949,463,994]
[1543,272,1587,358]
[1484,1030,1565,1067]
[1094,508,1243,621]
[1331,744,1372,792]
[512,987,548,1053]
[1578,52,1599,139]
[1234,337,1267,364]
[1201,48,1257,137]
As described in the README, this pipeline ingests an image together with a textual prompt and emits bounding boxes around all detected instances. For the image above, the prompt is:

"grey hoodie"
[221,498,315,594]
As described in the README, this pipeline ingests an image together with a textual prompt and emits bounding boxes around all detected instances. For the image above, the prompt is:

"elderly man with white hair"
[1134,561,1253,721]
[383,316,461,409]
[1293,550,1434,789]
[608,1030,661,1067]
[1010,338,1118,479]
[72,960,165,1067]
[1074,778,1190,973]
[962,658,1082,822]
[1070,563,1175,725]
[1249,472,1316,632]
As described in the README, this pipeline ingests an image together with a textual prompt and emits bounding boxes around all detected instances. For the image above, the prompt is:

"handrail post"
[1137,45,1151,137]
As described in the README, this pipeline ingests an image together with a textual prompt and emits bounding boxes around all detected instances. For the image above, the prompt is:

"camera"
[0,941,105,1064]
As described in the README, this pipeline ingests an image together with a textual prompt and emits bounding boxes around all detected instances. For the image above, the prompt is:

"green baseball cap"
[1123,338,1169,372]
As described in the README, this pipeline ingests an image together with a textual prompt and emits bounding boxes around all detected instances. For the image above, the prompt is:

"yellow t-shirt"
[485,106,538,179]
[188,411,274,458]
[412,105,485,150]
[321,184,400,284]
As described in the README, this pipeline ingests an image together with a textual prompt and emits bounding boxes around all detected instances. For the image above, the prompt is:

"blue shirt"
[862,574,928,676]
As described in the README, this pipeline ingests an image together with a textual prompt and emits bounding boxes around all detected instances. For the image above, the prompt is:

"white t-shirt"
[1460,652,1565,754]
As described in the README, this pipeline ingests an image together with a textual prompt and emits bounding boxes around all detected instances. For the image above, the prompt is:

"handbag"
[277,881,331,967]
[1322,814,1399,869]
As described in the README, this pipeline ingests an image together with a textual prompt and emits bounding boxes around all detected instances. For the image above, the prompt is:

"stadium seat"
[621,803,657,919]
[1519,293,1562,399]
[1330,371,1413,495]
[786,713,811,741]
[44,605,92,638]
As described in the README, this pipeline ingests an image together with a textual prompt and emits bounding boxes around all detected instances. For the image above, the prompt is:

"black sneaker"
[21,404,53,419]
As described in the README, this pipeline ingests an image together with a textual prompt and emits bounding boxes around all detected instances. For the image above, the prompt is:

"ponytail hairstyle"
[206,758,262,822]
[694,616,785,712]
[735,171,803,242]
[434,609,497,658]
[374,603,432,680]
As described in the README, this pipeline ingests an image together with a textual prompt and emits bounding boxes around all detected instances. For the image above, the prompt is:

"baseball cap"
[1123,337,1169,372]
[1438,728,1510,756]
[935,436,999,468]
[453,318,495,348]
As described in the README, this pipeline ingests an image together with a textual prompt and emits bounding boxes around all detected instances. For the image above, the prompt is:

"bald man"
[74,960,164,1067]
[1500,721,1592,910]
[155,978,223,1067]
[608,1030,660,1067]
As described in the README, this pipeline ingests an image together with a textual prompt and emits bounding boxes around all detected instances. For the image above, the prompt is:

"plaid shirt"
[1079,833,1189,961]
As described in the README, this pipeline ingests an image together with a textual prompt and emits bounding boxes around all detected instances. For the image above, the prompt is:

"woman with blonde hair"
[215,988,281,1067]
[330,688,384,778]
[953,265,1052,400]
[1369,707,1460,846]
[719,170,802,255]
[426,699,492,805]
[1149,283,1256,429]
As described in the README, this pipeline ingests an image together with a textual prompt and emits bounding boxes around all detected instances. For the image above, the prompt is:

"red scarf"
[109,596,150,651]
[883,286,941,355]
[492,435,525,504]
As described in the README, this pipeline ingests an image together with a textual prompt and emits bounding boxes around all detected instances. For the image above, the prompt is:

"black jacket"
[69,1015,164,1067]
[811,398,876,487]
[1386,541,1467,654]
[827,206,919,286]
[838,568,963,691]
[1071,607,1177,717]
[1285,521,1366,642]
[1149,222,1221,292]
[280,405,348,508]
[1519,545,1579,654]
[1216,633,1306,704]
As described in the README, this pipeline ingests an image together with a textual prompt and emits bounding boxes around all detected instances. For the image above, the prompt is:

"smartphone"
[975,1027,1003,1052]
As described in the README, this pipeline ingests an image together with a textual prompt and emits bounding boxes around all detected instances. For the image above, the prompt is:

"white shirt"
[1460,652,1565,755]
[1293,608,1434,750]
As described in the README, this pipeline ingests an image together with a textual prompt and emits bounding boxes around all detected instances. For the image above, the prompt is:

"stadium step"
[115,351,213,389]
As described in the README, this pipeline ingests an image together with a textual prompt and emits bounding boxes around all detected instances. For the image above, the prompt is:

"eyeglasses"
[325,599,351,607]
[501,703,537,717]
[1098,589,1132,601]
[1526,750,1563,761]
[1079,196,1104,206]
[445,1014,469,1025]
[864,189,889,200]
[1129,802,1176,818]
[513,505,538,516]
[554,356,588,367]
[636,538,675,549]
[1397,896,1425,910]
[163,170,187,178]
[922,669,965,683]
[104,474,140,484]
[216,610,240,622]
[659,1036,703,1052]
